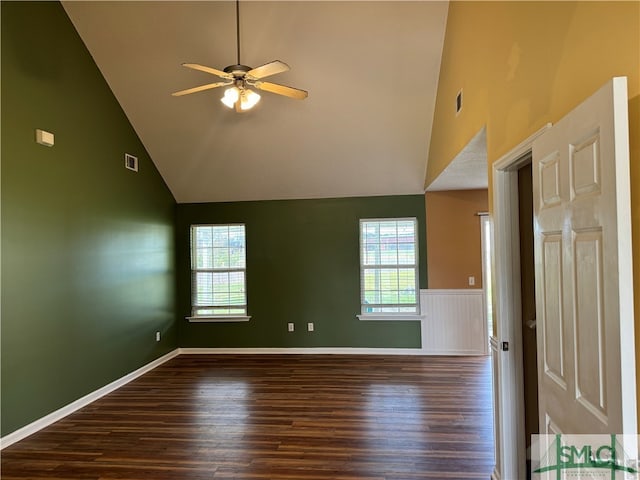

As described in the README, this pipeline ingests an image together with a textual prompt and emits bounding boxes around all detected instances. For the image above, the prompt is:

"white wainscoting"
[420,289,488,355]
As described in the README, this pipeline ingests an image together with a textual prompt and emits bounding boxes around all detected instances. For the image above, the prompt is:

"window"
[359,218,419,317]
[480,215,493,338]
[190,224,248,320]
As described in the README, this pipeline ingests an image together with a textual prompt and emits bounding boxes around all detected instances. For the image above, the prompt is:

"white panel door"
[532,77,636,435]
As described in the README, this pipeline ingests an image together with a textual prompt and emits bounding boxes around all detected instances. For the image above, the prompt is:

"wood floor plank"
[1,355,494,479]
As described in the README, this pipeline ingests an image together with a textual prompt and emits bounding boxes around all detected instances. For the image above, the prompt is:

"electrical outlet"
[468,276,476,286]
[287,323,294,332]
[307,322,314,332]
[155,331,161,342]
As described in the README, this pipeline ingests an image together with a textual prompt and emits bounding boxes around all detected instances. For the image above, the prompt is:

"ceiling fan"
[172,0,308,112]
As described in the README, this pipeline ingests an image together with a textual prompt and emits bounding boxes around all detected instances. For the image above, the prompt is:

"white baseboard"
[179,347,425,355]
[0,348,180,450]
[420,348,487,356]
[1,346,434,449]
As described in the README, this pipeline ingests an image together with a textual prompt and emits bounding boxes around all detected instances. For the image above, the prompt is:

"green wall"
[1,2,177,436]
[177,196,426,348]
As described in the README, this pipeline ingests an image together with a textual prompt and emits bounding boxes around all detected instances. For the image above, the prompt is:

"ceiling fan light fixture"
[221,87,240,108]
[240,89,261,110]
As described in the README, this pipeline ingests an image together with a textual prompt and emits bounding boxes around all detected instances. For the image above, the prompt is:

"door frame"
[491,124,551,480]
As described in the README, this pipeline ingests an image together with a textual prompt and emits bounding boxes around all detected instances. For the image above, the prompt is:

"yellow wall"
[425,190,488,289]
[428,0,640,422]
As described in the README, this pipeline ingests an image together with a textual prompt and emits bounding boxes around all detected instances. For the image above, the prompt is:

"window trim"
[356,312,424,321]
[186,315,251,323]
[187,223,251,323]
[358,217,423,321]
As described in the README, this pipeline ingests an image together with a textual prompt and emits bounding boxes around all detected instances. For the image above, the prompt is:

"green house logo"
[532,434,639,479]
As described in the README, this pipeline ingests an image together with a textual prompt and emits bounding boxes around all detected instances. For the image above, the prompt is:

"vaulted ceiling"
[63,1,450,203]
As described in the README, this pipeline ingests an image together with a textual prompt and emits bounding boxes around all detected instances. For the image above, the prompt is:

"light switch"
[468,276,476,286]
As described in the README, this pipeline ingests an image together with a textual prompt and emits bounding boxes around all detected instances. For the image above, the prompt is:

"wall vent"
[456,89,463,115]
[124,153,138,172]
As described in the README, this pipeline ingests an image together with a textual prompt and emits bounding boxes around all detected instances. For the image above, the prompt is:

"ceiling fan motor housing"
[224,64,252,77]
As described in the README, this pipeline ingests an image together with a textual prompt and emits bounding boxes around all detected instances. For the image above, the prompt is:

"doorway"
[517,161,539,476]
[491,125,550,480]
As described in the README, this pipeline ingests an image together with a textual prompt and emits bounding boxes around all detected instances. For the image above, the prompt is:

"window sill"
[187,316,251,323]
[357,314,425,321]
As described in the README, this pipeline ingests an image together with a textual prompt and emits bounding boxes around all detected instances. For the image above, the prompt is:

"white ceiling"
[426,127,488,191]
[63,1,449,203]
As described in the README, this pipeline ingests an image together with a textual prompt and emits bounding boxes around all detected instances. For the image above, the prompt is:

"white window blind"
[360,218,418,314]
[190,224,247,317]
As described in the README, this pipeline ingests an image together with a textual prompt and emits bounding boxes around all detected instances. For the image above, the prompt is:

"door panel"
[573,229,606,421]
[541,233,565,390]
[532,77,636,435]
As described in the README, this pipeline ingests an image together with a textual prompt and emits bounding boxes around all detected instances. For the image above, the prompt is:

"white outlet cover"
[307,322,314,332]
[287,323,294,332]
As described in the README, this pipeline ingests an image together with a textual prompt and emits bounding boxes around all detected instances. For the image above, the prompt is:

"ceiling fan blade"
[171,82,229,97]
[247,60,290,80]
[182,63,233,80]
[255,81,308,100]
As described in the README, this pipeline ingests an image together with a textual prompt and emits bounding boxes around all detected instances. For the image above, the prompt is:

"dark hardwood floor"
[1,355,494,479]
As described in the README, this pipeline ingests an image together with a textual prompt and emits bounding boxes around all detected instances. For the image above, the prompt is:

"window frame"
[357,217,423,321]
[186,223,251,323]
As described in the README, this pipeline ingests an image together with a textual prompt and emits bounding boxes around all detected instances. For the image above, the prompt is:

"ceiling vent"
[124,153,138,172]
